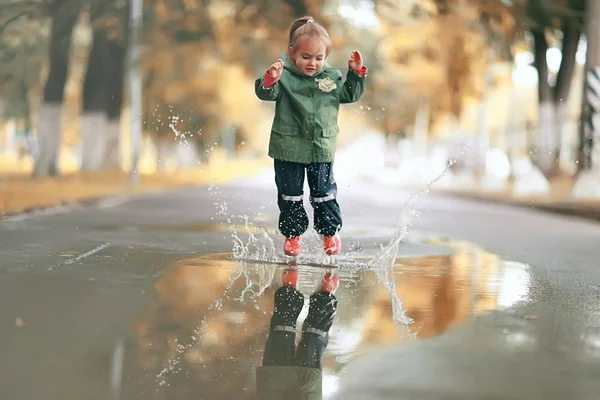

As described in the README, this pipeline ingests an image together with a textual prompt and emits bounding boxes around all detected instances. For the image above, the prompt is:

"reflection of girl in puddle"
[130,259,338,399]
[131,259,275,399]
[258,269,339,398]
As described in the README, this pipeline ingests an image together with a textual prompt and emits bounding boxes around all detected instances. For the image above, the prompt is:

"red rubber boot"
[321,272,339,295]
[282,268,299,288]
[284,237,301,257]
[323,235,341,256]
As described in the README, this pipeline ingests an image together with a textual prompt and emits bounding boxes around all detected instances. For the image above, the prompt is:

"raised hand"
[267,58,284,79]
[348,50,363,71]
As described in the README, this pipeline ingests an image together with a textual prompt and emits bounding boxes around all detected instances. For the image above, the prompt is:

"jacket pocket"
[321,125,339,137]
[272,124,299,136]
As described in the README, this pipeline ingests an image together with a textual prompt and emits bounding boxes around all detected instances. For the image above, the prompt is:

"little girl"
[255,16,368,257]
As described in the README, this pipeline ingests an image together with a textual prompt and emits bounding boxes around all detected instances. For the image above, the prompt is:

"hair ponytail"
[287,16,332,56]
[288,16,314,46]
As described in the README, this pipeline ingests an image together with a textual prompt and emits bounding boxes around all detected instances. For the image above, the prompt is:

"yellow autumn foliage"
[0,0,525,162]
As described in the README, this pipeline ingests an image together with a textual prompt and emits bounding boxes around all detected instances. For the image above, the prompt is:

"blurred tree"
[0,0,48,148]
[33,0,83,177]
[1,0,364,174]
[0,0,46,37]
[526,0,584,177]
[140,0,220,170]
[369,0,585,177]
[80,0,128,171]
[578,0,600,170]
[138,0,337,170]
[0,6,46,123]
[369,0,514,150]
[9,0,562,176]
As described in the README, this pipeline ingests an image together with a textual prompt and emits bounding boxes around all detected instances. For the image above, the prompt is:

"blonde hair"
[287,16,332,56]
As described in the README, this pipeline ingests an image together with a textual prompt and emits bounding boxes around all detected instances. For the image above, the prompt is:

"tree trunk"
[536,101,557,174]
[554,20,580,104]
[379,111,398,168]
[554,100,569,165]
[103,38,127,170]
[413,97,429,148]
[81,27,112,172]
[584,0,600,170]
[577,73,592,170]
[532,28,559,176]
[476,53,494,175]
[554,18,581,172]
[156,137,172,171]
[34,0,81,177]
[572,0,600,199]
[532,21,581,177]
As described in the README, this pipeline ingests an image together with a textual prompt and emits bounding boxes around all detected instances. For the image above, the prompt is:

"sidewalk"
[434,175,600,222]
[0,156,270,217]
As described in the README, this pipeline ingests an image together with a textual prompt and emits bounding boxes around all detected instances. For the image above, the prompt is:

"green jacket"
[255,53,367,164]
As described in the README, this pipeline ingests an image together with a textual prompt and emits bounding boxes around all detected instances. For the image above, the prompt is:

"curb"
[436,190,600,223]
[0,159,271,220]
[0,193,128,220]
[0,185,191,220]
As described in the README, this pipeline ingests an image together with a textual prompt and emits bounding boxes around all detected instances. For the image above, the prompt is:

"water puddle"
[121,240,531,399]
[115,159,532,398]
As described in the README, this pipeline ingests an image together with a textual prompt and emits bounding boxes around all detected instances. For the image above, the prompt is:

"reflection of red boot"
[323,235,341,255]
[282,268,299,289]
[321,272,339,295]
[284,237,301,257]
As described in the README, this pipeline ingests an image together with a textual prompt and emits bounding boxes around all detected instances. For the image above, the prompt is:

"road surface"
[1,167,600,399]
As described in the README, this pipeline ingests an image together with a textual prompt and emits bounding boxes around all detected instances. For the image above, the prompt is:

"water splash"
[370,159,455,330]
[373,160,455,267]
[231,215,278,263]
[155,307,208,385]
[229,259,276,300]
[154,256,271,386]
[225,157,457,333]
[153,176,276,385]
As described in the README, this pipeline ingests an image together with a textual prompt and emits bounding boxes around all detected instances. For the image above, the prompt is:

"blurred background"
[0,0,597,211]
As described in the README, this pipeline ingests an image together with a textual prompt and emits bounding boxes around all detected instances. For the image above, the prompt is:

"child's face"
[291,37,327,76]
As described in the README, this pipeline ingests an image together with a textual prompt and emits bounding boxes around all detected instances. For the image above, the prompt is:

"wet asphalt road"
[1,169,600,400]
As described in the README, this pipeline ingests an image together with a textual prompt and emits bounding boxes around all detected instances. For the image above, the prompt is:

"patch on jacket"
[315,77,337,93]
